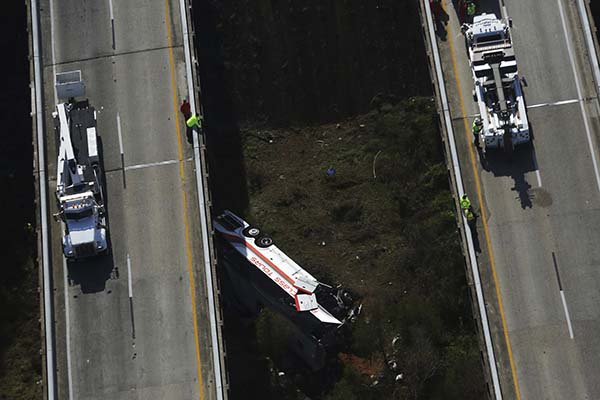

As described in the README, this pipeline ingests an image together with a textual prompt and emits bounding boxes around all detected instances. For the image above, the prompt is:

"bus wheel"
[256,236,274,248]
[243,226,261,238]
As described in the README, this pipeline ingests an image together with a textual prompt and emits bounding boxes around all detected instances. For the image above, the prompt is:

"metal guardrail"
[178,0,228,398]
[421,1,503,399]
[29,0,56,398]
[576,0,600,98]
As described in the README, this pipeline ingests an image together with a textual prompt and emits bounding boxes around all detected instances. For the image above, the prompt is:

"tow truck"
[53,71,108,260]
[214,210,359,369]
[462,13,530,153]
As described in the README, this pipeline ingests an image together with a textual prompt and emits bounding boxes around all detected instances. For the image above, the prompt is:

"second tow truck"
[462,13,530,153]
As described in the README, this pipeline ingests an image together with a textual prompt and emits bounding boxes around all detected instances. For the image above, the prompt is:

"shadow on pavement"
[431,1,450,41]
[67,254,115,294]
[67,136,116,294]
[483,142,538,209]
[468,216,482,253]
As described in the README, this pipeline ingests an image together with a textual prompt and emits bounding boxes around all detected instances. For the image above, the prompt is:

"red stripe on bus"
[294,295,301,311]
[221,231,296,286]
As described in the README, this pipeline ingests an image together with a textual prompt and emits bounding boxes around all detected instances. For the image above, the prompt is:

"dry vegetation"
[0,2,42,398]
[194,0,485,398]
[241,99,485,399]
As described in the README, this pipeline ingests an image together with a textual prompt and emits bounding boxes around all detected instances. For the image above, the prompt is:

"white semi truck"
[53,72,108,260]
[463,13,530,152]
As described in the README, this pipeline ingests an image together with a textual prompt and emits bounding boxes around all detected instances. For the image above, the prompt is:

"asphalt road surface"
[439,0,600,398]
[38,0,218,398]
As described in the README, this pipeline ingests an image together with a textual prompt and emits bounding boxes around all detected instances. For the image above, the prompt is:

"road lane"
[440,0,600,398]
[38,0,218,398]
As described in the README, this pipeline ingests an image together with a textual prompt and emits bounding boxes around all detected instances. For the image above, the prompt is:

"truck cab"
[60,192,107,259]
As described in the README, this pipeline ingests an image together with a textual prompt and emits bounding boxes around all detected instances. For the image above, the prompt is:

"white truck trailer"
[53,72,108,260]
[463,13,530,152]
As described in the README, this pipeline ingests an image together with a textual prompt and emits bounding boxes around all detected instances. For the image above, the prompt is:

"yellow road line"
[164,0,205,398]
[442,2,521,398]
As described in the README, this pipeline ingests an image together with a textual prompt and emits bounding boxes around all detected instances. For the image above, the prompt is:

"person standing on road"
[460,194,471,211]
[186,113,203,130]
[458,0,467,23]
[180,99,191,119]
[181,99,203,144]
[466,0,476,17]
[185,113,203,144]
[472,117,483,147]
[466,208,476,224]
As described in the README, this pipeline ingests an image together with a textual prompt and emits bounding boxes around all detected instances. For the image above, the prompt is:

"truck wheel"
[243,226,261,238]
[256,236,274,248]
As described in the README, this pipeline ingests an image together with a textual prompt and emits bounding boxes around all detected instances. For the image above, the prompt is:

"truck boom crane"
[463,13,530,153]
[53,71,108,260]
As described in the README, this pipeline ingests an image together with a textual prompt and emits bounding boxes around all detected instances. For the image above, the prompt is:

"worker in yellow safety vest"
[465,208,475,223]
[466,0,476,16]
[472,117,483,147]
[460,194,471,210]
[186,113,203,129]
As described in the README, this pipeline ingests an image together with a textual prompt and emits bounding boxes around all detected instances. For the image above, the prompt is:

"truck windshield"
[65,207,94,220]
[477,33,503,44]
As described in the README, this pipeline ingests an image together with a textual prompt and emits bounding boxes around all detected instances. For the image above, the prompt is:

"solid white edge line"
[423,1,503,399]
[127,254,133,298]
[62,257,74,399]
[575,0,600,97]
[31,0,56,398]
[559,290,575,339]
[177,1,225,398]
[558,0,600,192]
[49,0,57,103]
[116,112,123,156]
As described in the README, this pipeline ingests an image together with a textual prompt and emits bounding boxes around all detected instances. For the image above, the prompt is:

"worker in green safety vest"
[466,0,476,16]
[460,194,471,210]
[472,117,483,147]
[186,113,203,129]
[465,208,475,222]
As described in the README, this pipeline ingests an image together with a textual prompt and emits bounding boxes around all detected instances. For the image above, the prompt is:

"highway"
[436,0,600,398]
[36,0,219,398]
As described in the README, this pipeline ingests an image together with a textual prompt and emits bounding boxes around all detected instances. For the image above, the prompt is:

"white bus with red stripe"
[214,210,343,325]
